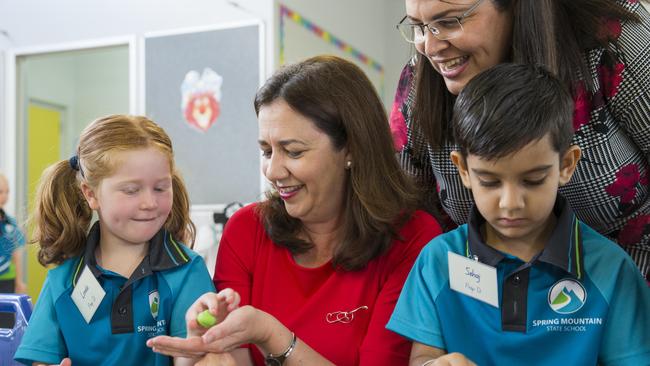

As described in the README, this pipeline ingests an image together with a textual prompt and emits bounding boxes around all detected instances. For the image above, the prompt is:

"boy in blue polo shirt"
[387,64,650,366]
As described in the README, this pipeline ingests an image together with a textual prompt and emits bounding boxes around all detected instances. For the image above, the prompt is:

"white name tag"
[71,266,106,323]
[448,251,499,308]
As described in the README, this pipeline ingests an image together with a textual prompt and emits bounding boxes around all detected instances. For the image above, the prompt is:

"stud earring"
[346,160,352,169]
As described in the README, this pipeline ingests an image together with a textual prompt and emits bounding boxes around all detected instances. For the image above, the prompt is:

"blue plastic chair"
[0,294,32,366]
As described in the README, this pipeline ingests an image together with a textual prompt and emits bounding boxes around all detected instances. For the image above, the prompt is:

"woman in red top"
[148,56,443,365]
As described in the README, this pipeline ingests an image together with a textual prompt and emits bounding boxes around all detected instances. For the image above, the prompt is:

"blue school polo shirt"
[0,209,26,278]
[15,222,215,366]
[387,197,650,366]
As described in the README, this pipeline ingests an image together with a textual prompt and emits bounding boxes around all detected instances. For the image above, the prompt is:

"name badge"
[448,251,499,308]
[71,266,106,323]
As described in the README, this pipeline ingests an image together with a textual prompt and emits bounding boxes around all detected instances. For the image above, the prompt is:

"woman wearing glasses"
[392,0,650,284]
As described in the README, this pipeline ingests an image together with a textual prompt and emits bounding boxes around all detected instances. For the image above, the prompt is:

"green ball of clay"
[197,310,218,328]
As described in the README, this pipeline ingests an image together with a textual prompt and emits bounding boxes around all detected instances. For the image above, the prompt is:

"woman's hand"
[185,288,241,337]
[148,305,269,357]
[147,288,241,360]
[151,304,336,365]
[199,304,272,351]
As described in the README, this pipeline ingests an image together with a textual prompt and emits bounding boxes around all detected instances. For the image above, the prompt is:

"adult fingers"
[150,345,205,359]
[186,292,223,324]
[147,335,210,355]
[200,306,260,350]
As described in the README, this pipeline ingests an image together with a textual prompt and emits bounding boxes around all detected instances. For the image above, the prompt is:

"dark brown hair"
[254,55,420,271]
[31,115,194,266]
[453,63,574,159]
[412,0,639,150]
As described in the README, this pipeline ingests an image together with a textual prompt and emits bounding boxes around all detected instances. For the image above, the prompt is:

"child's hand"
[185,288,240,337]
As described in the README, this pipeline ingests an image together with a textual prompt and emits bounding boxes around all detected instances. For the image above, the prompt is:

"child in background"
[14,115,215,366]
[0,173,27,294]
[387,64,650,365]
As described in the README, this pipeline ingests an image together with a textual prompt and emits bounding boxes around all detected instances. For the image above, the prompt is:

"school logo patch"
[149,290,160,320]
[548,279,586,314]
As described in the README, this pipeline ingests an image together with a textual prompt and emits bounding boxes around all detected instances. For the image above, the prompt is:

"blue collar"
[71,222,190,287]
[466,195,584,279]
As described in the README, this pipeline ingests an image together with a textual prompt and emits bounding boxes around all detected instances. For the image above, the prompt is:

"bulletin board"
[144,22,263,205]
[279,4,385,100]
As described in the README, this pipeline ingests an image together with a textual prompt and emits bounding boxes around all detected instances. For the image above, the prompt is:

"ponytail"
[31,160,92,266]
[166,172,195,247]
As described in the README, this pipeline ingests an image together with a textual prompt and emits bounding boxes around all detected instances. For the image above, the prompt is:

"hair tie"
[69,155,84,177]
[69,156,80,171]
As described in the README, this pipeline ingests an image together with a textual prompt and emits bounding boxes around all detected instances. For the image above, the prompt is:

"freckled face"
[83,148,173,248]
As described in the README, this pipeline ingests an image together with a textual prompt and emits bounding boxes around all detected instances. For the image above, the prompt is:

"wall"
[21,46,129,157]
[0,0,408,118]
[277,0,410,107]
[21,52,77,155]
[0,0,274,215]
[72,47,130,148]
[384,0,416,107]
[0,0,408,214]
[0,0,268,47]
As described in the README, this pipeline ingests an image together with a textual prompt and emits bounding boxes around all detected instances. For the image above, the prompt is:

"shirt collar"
[72,221,190,287]
[466,195,584,279]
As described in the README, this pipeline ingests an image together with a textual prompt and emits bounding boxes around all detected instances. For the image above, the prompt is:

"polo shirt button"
[512,275,521,285]
[119,307,128,315]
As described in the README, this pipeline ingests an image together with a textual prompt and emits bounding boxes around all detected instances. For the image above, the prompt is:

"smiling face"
[405,0,513,95]
[452,135,580,249]
[81,147,173,248]
[258,99,350,227]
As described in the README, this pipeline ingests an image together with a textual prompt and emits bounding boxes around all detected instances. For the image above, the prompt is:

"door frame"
[2,36,137,216]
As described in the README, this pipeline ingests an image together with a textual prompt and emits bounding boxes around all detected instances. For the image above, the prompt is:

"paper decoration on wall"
[279,4,384,93]
[181,68,223,133]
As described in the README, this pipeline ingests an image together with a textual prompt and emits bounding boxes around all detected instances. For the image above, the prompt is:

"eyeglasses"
[396,0,485,43]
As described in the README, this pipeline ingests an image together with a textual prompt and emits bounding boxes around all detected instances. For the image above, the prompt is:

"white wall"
[278,0,411,108]
[0,0,274,91]
[0,0,269,47]
[72,47,130,146]
[384,0,416,107]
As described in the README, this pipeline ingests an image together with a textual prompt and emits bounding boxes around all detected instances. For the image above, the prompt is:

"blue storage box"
[0,294,32,366]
